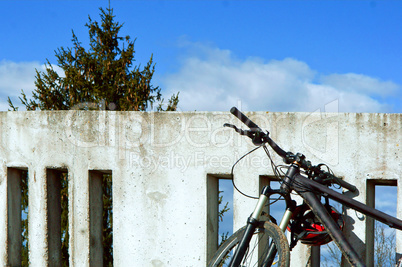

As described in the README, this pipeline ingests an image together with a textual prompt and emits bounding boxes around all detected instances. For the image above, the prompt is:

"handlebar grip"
[327,173,357,193]
[337,178,357,193]
[230,107,261,130]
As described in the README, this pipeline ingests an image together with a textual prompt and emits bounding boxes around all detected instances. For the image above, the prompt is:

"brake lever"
[223,123,254,138]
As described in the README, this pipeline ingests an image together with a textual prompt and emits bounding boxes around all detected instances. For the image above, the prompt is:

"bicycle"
[208,107,402,267]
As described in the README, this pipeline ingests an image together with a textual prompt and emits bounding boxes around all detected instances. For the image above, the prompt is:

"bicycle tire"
[208,221,290,267]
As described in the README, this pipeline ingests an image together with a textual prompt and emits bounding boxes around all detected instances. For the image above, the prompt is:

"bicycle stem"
[279,163,298,195]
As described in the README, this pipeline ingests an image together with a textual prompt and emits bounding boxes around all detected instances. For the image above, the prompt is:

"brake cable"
[230,145,262,200]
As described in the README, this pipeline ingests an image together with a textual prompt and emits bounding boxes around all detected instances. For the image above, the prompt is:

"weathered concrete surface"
[0,110,400,266]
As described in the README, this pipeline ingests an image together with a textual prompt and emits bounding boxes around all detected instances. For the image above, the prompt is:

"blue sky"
[1,0,402,112]
[1,1,400,262]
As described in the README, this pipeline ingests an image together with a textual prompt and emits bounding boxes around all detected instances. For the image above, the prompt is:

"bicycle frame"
[293,172,402,266]
[223,106,402,267]
[230,163,402,267]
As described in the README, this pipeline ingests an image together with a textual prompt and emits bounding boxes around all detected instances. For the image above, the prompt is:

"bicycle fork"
[229,194,269,266]
[229,187,294,267]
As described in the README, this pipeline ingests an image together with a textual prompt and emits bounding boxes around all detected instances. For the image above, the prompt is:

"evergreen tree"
[8,7,178,111]
[9,7,178,266]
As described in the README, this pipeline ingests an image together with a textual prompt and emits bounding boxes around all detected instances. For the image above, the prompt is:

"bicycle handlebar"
[329,173,358,193]
[312,170,357,193]
[230,107,262,131]
[229,107,288,158]
[227,107,358,193]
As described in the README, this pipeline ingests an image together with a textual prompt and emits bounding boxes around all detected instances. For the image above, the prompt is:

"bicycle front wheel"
[208,221,290,267]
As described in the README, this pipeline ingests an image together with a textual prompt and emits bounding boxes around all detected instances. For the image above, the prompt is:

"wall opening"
[206,174,233,262]
[21,170,29,266]
[366,179,397,267]
[46,168,69,266]
[89,170,113,266]
[219,178,234,243]
[7,167,28,266]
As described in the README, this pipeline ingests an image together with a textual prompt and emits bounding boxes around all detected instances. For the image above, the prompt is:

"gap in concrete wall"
[7,167,28,266]
[375,184,397,266]
[89,170,113,266]
[46,168,69,266]
[20,170,28,266]
[206,174,232,263]
[219,178,234,242]
[366,179,397,267]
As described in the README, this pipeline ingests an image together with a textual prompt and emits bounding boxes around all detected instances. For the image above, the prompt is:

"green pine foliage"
[10,7,179,266]
[102,174,113,266]
[218,191,230,246]
[60,173,69,267]
[8,7,178,111]
[21,171,28,267]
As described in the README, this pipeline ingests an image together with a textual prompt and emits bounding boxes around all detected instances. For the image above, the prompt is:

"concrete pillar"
[28,167,47,266]
[70,165,90,266]
[232,168,260,232]
[341,176,367,267]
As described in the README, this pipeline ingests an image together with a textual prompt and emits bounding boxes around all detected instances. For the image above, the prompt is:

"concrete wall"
[0,110,400,266]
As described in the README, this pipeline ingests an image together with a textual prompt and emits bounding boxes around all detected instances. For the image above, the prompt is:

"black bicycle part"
[208,221,290,267]
[225,107,402,266]
[229,217,260,266]
[280,163,300,194]
[297,174,402,230]
[230,106,262,131]
[294,183,365,267]
[223,123,255,139]
[308,164,357,193]
[227,185,293,266]
[229,107,287,158]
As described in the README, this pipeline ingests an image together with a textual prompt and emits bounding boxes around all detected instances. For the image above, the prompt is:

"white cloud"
[2,45,400,113]
[320,73,399,97]
[162,43,400,113]
[0,60,63,111]
[0,60,41,96]
[0,60,44,111]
